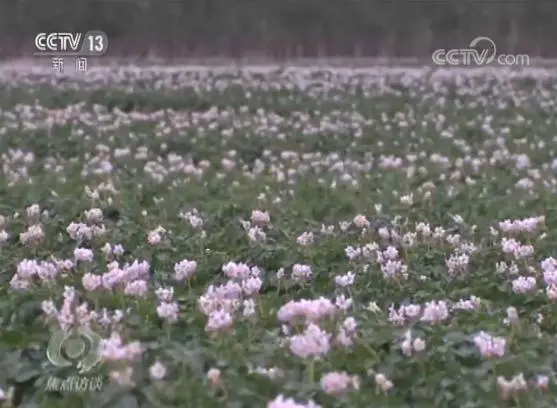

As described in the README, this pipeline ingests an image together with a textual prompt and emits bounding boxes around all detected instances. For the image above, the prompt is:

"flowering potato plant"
[0,64,556,407]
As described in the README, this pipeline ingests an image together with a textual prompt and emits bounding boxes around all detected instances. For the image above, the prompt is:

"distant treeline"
[0,0,555,59]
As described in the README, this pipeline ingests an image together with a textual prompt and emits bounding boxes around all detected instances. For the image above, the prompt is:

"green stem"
[166,324,172,342]
[348,287,356,311]
[307,359,315,384]
[257,298,264,317]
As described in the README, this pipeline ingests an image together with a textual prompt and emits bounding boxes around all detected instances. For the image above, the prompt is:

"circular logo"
[47,327,102,374]
[468,36,497,65]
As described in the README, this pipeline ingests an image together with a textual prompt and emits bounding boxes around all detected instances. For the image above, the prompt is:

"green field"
[1,65,557,407]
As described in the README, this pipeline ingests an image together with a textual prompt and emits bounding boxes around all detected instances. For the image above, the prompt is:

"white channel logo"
[432,36,529,66]
[46,327,102,374]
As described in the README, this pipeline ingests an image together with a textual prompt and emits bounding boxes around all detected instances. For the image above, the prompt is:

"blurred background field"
[0,0,556,61]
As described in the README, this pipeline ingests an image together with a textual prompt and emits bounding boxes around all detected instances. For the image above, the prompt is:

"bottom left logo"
[46,327,102,374]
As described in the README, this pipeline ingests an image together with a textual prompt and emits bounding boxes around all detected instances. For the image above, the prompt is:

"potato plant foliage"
[0,65,556,407]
